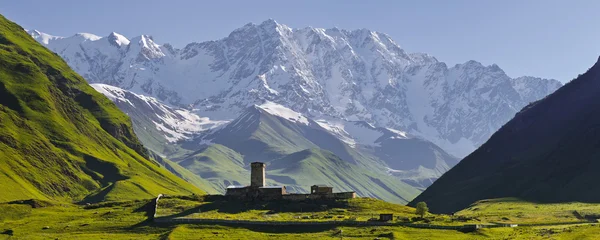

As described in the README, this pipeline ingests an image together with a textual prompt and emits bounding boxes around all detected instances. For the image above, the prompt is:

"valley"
[1,1,600,239]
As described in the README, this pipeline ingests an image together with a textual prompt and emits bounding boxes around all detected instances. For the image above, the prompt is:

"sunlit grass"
[456,197,600,224]
[2,197,600,239]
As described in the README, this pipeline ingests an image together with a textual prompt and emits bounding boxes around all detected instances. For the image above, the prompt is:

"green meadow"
[2,197,600,239]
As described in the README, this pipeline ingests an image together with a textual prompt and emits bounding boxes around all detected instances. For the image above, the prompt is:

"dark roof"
[312,184,331,188]
[260,186,286,189]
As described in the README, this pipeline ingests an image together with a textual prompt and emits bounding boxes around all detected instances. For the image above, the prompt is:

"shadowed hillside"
[410,57,600,213]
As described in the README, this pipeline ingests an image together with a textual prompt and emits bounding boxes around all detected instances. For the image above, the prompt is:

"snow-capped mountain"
[90,84,226,153]
[28,20,562,157]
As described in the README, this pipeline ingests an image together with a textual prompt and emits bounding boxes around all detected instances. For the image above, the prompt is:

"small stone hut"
[311,185,333,194]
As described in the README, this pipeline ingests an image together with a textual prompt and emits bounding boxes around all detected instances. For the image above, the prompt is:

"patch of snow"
[315,120,356,147]
[257,101,309,125]
[91,83,227,143]
[91,84,134,106]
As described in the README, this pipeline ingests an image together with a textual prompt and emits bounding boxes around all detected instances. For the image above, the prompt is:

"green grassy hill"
[0,14,203,203]
[455,197,600,224]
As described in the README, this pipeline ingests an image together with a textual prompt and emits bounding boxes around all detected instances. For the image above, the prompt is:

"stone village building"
[226,162,356,200]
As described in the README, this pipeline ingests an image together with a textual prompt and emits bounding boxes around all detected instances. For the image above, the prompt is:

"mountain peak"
[26,29,62,44]
[409,53,439,64]
[128,35,165,59]
[107,32,130,47]
[73,32,101,41]
[259,18,279,27]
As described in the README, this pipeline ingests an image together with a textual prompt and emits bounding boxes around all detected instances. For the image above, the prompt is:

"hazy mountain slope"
[189,103,383,170]
[409,57,600,213]
[174,144,249,193]
[28,21,561,157]
[0,15,203,203]
[267,148,421,203]
[163,102,457,203]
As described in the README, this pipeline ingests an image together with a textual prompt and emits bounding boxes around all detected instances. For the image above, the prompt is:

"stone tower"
[250,162,266,187]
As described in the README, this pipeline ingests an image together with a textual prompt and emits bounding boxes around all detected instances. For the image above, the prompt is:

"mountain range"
[410,57,600,213]
[24,20,563,204]
[27,20,562,158]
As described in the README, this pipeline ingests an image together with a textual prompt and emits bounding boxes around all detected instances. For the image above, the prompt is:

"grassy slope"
[166,224,600,240]
[456,197,600,224]
[175,144,249,192]
[0,14,203,203]
[268,149,420,203]
[174,145,419,203]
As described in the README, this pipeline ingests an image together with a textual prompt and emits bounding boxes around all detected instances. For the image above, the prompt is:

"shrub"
[415,202,429,218]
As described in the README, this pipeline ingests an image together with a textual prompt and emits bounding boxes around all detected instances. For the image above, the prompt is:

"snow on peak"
[129,35,165,59]
[26,29,62,44]
[73,32,102,41]
[256,101,309,125]
[108,32,130,47]
[409,53,439,64]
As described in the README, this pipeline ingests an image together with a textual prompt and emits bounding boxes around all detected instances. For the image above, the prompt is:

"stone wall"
[280,192,356,201]
[258,187,285,200]
[333,192,356,199]
[282,194,310,201]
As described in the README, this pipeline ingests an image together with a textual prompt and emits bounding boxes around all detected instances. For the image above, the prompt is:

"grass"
[456,197,600,224]
[0,199,162,239]
[2,197,600,239]
[164,225,477,240]
[173,144,249,193]
[156,196,421,223]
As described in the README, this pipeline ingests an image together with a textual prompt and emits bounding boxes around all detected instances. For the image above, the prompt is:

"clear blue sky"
[2,0,599,82]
